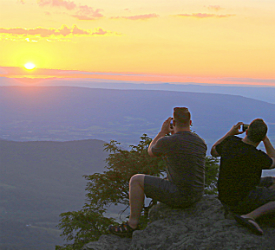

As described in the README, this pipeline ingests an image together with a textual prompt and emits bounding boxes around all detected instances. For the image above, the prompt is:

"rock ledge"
[83,196,275,250]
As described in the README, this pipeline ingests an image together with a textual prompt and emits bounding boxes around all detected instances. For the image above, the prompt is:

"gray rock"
[82,235,131,250]
[82,196,275,250]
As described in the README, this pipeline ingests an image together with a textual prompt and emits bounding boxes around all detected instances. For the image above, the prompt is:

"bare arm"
[211,122,244,157]
[148,117,172,157]
[263,136,275,169]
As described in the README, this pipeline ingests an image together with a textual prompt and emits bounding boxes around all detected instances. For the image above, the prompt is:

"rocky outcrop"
[82,196,275,250]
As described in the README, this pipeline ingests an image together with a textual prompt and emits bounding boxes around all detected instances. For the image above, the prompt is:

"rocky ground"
[82,196,275,250]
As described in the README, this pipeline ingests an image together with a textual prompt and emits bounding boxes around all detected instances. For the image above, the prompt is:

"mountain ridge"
[1,76,275,104]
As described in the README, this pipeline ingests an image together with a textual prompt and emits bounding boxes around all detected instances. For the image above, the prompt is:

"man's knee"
[259,176,275,189]
[129,174,145,188]
[264,176,275,189]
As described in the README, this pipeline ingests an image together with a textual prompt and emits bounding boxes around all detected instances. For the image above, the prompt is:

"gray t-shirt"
[152,131,207,198]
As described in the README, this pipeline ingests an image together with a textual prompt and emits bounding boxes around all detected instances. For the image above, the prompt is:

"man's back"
[216,136,272,206]
[152,131,207,198]
[210,120,275,236]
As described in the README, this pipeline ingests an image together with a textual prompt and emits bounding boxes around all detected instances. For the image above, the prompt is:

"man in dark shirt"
[109,107,207,237]
[211,119,275,235]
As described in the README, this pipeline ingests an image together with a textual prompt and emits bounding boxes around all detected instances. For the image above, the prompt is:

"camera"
[170,119,173,129]
[242,124,249,132]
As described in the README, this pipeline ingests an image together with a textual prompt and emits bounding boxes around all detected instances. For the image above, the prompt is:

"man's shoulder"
[173,131,207,150]
[227,135,241,142]
[254,147,269,157]
[173,131,203,139]
[216,136,241,155]
[188,132,207,146]
[220,135,241,147]
[191,131,206,141]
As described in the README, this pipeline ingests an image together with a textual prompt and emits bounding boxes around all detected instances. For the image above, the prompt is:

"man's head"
[173,107,191,128]
[247,118,268,143]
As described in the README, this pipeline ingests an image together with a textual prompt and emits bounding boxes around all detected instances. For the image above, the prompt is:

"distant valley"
[1,85,275,249]
[0,139,108,250]
[1,86,275,150]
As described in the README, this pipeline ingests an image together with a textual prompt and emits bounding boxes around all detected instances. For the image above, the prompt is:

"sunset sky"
[0,0,275,86]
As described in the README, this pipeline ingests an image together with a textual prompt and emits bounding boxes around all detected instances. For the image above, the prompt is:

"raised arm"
[148,117,172,157]
[211,122,244,157]
[263,136,275,169]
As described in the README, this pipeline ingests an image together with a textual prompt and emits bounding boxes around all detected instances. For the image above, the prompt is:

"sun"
[24,62,36,70]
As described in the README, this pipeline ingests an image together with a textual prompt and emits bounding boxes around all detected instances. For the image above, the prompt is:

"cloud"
[37,1,103,20]
[0,25,117,41]
[111,13,159,20]
[176,13,234,18]
[91,28,108,35]
[71,5,103,20]
[37,0,76,10]
[205,5,223,11]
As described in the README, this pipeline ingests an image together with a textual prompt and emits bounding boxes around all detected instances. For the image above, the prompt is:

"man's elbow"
[148,149,155,157]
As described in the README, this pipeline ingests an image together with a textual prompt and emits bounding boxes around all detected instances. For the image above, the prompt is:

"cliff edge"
[82,196,275,250]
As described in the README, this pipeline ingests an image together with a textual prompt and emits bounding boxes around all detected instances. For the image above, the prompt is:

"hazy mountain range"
[1,76,275,104]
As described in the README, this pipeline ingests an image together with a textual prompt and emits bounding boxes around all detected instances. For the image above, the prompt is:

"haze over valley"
[1,85,275,249]
[1,85,275,147]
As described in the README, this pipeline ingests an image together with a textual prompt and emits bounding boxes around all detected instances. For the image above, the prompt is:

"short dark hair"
[247,119,267,143]
[173,107,191,127]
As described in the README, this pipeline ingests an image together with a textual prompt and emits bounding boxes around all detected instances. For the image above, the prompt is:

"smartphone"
[170,119,173,129]
[242,124,249,132]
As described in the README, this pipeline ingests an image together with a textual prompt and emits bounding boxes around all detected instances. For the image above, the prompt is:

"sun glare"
[24,62,36,70]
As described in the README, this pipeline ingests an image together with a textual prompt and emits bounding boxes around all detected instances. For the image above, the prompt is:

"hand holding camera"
[170,118,173,129]
[242,124,249,132]
[228,122,248,136]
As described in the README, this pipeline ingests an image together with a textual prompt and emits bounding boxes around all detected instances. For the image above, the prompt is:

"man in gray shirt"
[109,107,207,237]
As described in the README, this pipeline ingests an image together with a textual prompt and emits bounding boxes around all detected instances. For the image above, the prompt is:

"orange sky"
[1,0,275,86]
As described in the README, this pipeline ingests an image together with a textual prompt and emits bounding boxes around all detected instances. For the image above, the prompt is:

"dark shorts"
[229,177,275,214]
[144,175,201,208]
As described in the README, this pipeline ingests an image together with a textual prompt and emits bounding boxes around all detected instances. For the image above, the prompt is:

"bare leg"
[244,201,275,220]
[240,201,275,234]
[128,174,145,229]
